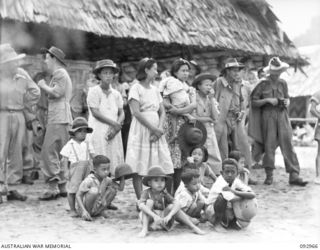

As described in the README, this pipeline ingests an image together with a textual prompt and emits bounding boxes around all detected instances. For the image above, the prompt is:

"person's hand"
[153,215,163,225]
[152,127,164,138]
[168,107,179,115]
[222,186,232,192]
[150,134,158,143]
[267,98,278,106]
[284,98,290,107]
[163,215,173,225]
[236,111,245,122]
[111,121,122,132]
[81,210,92,221]
[31,120,42,137]
[106,127,118,141]
[186,114,196,124]
[38,79,47,89]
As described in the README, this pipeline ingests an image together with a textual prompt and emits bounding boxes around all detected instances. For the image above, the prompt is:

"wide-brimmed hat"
[221,58,245,75]
[177,121,207,158]
[113,163,135,181]
[69,117,93,135]
[233,198,258,228]
[0,44,26,64]
[142,165,172,187]
[42,46,67,66]
[263,57,289,75]
[192,73,217,89]
[93,59,119,75]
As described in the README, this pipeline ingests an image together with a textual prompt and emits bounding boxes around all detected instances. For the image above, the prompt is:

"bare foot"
[101,210,109,218]
[213,223,228,233]
[190,218,200,225]
[192,226,206,235]
[69,210,79,218]
[138,230,148,238]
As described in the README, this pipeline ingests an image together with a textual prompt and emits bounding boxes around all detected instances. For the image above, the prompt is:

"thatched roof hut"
[0,0,303,64]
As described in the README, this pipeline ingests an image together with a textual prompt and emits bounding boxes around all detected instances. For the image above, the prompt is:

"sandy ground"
[0,146,319,244]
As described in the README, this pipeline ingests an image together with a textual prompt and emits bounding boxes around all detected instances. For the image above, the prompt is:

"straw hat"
[263,57,289,75]
[42,46,67,66]
[69,117,93,135]
[192,73,217,89]
[233,198,258,228]
[177,121,207,158]
[93,59,119,75]
[113,163,135,181]
[142,165,172,187]
[0,44,25,64]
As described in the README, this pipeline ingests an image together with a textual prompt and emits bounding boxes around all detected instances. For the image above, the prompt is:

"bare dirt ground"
[0,147,319,244]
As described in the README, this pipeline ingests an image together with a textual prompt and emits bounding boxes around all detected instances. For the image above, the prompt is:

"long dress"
[87,84,124,176]
[125,83,174,175]
[195,92,222,175]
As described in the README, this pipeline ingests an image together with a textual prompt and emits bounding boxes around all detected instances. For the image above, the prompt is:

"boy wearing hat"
[213,58,256,184]
[76,155,131,220]
[138,165,205,237]
[0,44,40,202]
[60,117,95,216]
[38,46,73,200]
[250,57,308,186]
[205,158,256,230]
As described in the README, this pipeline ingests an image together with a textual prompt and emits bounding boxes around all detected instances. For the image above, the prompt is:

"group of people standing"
[0,43,310,235]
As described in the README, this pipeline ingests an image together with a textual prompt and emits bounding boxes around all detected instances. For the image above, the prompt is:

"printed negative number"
[300,244,318,248]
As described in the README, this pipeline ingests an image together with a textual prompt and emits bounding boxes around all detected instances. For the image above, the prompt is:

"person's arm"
[163,199,180,224]
[206,167,217,182]
[163,96,174,110]
[117,177,125,192]
[158,103,166,130]
[38,71,65,99]
[310,101,320,118]
[90,107,121,130]
[117,107,125,125]
[76,190,92,221]
[60,156,69,173]
[129,99,162,137]
[193,115,214,123]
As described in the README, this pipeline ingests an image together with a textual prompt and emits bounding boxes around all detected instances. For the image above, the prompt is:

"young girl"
[138,165,205,237]
[192,73,222,175]
[162,58,197,193]
[189,146,217,187]
[60,117,95,216]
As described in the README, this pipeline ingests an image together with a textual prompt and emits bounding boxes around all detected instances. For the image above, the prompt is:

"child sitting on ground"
[205,159,257,230]
[175,168,207,225]
[138,165,205,237]
[76,155,132,221]
[60,117,95,216]
[189,146,217,187]
[229,150,250,185]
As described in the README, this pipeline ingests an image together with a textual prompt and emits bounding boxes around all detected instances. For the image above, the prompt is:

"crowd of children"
[1,43,312,238]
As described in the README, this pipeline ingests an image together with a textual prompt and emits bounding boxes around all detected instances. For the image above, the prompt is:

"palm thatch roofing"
[0,0,303,63]
[287,44,320,97]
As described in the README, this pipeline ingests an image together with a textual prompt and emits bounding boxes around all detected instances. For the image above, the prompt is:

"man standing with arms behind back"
[38,46,73,200]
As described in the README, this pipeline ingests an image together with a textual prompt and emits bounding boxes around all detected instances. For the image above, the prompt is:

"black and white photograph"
[0,0,319,249]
